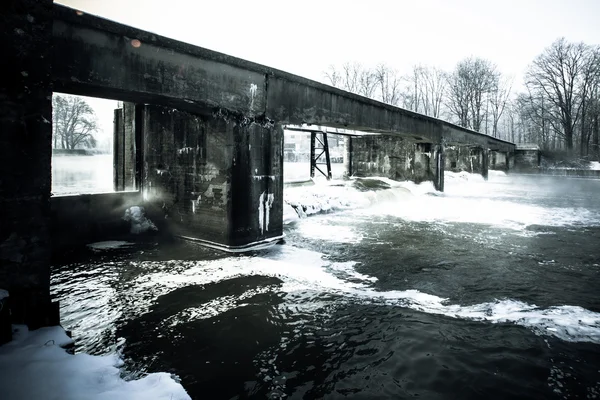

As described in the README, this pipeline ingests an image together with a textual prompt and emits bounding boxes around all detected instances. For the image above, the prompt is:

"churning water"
[51,169,600,399]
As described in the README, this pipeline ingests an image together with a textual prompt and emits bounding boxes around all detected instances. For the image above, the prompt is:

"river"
[50,158,600,399]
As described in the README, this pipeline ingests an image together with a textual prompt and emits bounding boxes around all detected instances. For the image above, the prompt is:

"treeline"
[324,38,600,158]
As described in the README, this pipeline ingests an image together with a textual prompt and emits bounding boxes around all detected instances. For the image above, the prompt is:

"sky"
[54,0,600,143]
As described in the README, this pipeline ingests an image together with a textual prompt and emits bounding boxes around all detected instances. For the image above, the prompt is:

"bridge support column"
[343,136,353,178]
[481,148,489,180]
[142,106,283,251]
[0,0,59,331]
[351,135,433,183]
[433,144,445,192]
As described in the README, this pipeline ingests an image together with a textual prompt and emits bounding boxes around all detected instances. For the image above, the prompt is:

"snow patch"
[0,325,190,400]
[589,161,600,171]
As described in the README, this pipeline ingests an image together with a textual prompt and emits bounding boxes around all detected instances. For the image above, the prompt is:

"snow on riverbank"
[0,325,190,400]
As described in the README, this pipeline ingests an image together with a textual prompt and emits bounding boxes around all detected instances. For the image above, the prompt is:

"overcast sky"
[55,0,599,142]
[58,0,599,81]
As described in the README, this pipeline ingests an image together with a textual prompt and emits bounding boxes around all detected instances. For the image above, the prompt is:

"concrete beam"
[52,6,267,117]
[51,4,514,153]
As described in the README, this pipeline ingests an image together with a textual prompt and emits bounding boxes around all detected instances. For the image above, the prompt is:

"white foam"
[128,245,600,344]
[284,173,600,231]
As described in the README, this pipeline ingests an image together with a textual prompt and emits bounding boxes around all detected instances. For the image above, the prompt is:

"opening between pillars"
[310,131,332,180]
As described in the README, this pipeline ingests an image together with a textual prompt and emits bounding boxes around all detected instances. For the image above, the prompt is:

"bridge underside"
[0,0,515,329]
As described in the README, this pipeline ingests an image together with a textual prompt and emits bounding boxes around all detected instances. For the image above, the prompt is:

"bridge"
[1,0,515,330]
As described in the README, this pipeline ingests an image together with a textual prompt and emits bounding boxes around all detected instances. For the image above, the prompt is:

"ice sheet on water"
[128,245,600,344]
[87,241,134,251]
[0,325,190,400]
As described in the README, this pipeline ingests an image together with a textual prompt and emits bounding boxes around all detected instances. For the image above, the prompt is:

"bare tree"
[357,67,378,98]
[589,81,600,159]
[325,62,378,98]
[577,46,600,155]
[374,63,402,106]
[446,57,498,132]
[52,94,98,149]
[489,75,513,138]
[419,65,447,118]
[324,65,342,88]
[525,38,594,152]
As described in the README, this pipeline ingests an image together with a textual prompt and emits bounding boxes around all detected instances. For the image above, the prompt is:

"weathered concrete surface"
[343,137,353,178]
[433,145,445,192]
[51,4,514,153]
[351,136,435,184]
[0,0,59,328]
[514,145,541,172]
[51,8,267,118]
[444,145,489,179]
[142,106,283,250]
[114,103,137,191]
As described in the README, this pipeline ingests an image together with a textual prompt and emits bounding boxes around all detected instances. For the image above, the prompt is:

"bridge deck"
[52,4,514,152]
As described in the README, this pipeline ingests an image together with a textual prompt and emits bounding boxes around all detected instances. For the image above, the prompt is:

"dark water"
[51,173,600,399]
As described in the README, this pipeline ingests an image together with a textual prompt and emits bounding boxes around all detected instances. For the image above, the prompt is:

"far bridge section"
[1,0,514,328]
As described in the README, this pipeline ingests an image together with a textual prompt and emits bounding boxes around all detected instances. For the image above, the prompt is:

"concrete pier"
[433,144,445,192]
[0,0,59,328]
[445,145,489,179]
[142,106,283,251]
[351,135,435,184]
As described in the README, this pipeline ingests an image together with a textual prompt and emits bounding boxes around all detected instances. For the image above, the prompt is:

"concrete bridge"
[1,0,514,330]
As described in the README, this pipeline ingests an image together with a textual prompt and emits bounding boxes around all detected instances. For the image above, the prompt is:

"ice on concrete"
[0,325,191,400]
[123,206,158,234]
[87,241,134,251]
